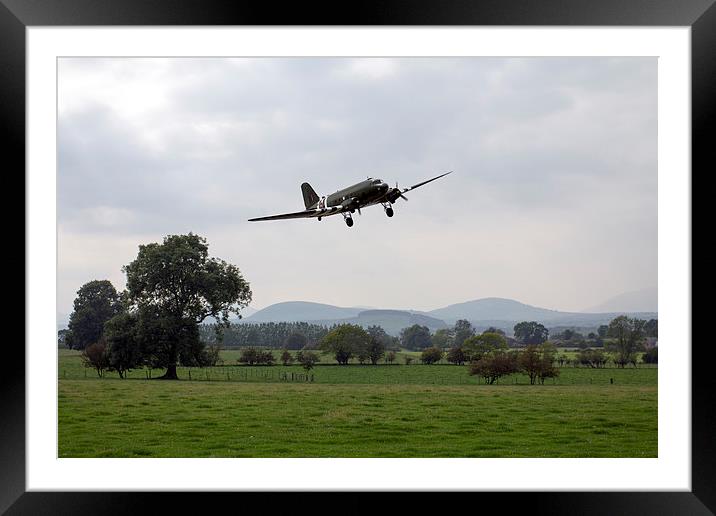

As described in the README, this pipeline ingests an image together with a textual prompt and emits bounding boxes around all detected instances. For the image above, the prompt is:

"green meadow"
[58,349,657,458]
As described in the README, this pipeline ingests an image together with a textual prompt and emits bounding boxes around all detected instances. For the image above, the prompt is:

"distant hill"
[241,306,258,318]
[427,297,567,324]
[244,301,364,323]
[225,298,658,336]
[243,303,446,336]
[330,310,447,336]
[584,287,658,313]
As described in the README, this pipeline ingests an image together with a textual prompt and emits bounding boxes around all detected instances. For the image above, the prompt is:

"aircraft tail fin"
[301,182,320,209]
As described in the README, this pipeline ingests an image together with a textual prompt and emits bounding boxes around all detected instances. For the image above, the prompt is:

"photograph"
[56,56,659,459]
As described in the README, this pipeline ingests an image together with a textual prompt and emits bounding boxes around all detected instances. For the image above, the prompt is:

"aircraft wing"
[248,205,342,222]
[401,171,452,194]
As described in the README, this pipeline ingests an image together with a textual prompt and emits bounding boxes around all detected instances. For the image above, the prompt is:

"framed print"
[4,0,712,513]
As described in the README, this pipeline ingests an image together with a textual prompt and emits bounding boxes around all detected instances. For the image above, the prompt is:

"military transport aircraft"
[248,171,452,227]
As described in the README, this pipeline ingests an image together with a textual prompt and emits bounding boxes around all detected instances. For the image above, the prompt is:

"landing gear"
[343,212,354,227]
[317,217,322,221]
[383,202,394,217]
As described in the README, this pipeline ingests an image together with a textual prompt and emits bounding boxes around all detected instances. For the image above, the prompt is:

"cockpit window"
[372,179,382,185]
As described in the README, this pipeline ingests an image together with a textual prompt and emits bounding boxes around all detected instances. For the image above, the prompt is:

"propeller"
[393,182,409,202]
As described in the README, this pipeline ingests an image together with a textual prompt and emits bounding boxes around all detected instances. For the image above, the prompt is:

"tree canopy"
[513,321,549,345]
[66,280,123,350]
[104,312,143,379]
[431,328,454,349]
[123,233,251,379]
[607,315,645,368]
[399,324,432,350]
[453,319,475,347]
[462,332,508,362]
[320,324,370,365]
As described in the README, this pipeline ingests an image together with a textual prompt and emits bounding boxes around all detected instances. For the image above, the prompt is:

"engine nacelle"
[386,188,401,203]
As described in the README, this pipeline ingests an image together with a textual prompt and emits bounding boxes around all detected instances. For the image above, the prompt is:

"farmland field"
[58,349,657,458]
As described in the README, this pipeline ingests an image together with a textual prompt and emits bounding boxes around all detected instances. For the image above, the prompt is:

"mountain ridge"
[240,297,657,336]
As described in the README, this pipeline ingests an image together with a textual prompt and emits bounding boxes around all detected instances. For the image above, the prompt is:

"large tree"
[513,321,549,346]
[366,325,397,350]
[453,319,475,347]
[320,324,370,365]
[399,324,432,350]
[518,343,560,384]
[462,332,508,362]
[123,233,251,379]
[104,312,143,379]
[420,346,443,365]
[469,350,519,385]
[66,280,123,350]
[431,328,454,349]
[366,337,386,365]
[607,315,646,368]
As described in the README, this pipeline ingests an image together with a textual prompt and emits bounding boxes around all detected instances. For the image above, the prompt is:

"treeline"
[200,322,333,349]
[550,319,657,349]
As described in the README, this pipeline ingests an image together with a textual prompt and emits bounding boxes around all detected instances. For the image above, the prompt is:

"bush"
[385,350,396,364]
[446,346,467,365]
[517,344,560,384]
[238,347,260,365]
[298,351,319,371]
[280,349,294,366]
[238,347,275,365]
[194,344,222,367]
[577,348,607,368]
[81,340,109,378]
[421,346,444,365]
[469,351,519,384]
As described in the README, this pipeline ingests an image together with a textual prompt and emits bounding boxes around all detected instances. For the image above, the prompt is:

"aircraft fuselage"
[314,178,390,211]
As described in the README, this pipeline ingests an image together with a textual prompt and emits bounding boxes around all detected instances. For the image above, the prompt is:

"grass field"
[57,349,657,458]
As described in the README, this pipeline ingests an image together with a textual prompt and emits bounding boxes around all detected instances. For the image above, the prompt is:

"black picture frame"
[3,0,712,513]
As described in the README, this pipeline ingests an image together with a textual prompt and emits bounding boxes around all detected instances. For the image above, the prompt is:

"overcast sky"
[57,57,657,318]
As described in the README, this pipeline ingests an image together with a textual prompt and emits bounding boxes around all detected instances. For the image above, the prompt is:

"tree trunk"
[158,363,179,380]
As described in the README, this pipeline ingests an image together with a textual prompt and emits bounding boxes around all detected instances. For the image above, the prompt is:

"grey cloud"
[57,57,657,315]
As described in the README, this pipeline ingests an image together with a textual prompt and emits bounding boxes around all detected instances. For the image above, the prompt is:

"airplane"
[248,171,452,227]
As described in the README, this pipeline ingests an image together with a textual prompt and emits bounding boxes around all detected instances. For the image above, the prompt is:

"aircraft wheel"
[386,207,394,217]
[345,218,354,227]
